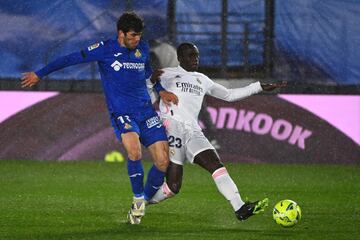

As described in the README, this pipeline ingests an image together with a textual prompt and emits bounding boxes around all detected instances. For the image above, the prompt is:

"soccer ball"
[273,199,301,227]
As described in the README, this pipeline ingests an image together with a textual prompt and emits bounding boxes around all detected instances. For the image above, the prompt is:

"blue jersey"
[36,37,154,115]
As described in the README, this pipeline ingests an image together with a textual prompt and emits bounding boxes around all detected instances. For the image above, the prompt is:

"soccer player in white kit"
[148,42,286,221]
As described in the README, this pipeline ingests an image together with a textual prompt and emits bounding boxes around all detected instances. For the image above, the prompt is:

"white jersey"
[155,66,263,130]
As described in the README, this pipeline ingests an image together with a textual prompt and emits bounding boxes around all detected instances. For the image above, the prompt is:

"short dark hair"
[117,12,144,33]
[177,42,196,57]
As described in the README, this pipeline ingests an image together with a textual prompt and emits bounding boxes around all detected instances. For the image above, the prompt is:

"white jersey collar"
[176,65,200,75]
[176,65,188,73]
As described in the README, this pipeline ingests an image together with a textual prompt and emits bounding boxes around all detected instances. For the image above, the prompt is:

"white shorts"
[164,118,215,165]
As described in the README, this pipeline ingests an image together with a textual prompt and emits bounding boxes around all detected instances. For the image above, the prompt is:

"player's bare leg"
[147,140,169,172]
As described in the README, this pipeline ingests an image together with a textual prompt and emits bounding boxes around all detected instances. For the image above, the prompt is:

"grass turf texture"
[0,161,359,240]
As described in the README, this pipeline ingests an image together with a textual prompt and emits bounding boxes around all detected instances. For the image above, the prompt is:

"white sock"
[148,182,175,204]
[212,167,244,211]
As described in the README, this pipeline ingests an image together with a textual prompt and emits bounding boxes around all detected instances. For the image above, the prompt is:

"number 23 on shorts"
[168,135,182,148]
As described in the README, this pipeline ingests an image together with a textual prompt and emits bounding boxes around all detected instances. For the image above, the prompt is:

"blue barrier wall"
[274,0,360,85]
[0,0,166,80]
[0,0,359,85]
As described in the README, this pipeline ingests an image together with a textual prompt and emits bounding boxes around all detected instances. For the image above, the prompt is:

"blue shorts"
[110,108,168,148]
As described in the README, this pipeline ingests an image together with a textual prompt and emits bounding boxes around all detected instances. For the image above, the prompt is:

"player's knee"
[153,152,169,171]
[126,148,142,160]
[154,158,169,172]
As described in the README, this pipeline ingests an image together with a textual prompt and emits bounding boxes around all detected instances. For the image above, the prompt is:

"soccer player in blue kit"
[21,12,178,224]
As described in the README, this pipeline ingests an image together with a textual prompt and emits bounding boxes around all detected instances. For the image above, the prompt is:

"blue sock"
[127,159,144,198]
[144,165,165,201]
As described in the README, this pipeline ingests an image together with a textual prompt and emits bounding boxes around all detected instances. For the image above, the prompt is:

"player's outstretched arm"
[261,81,287,91]
[208,80,287,102]
[21,72,40,88]
[208,81,263,102]
[20,47,103,89]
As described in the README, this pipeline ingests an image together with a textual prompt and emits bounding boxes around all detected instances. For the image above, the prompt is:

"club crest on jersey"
[170,149,175,156]
[134,49,142,58]
[196,78,202,84]
[124,123,132,129]
[87,41,103,51]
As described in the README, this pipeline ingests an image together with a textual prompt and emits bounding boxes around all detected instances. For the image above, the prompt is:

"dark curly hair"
[117,12,144,33]
[177,42,196,58]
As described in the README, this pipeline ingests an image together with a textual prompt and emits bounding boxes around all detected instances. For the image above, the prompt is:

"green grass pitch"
[1,160,359,240]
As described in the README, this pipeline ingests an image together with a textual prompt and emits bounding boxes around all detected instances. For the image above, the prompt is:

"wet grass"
[0,160,359,240]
